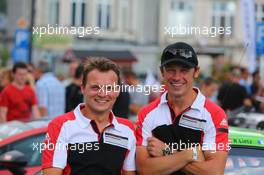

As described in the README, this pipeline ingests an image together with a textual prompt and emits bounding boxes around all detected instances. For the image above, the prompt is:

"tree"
[0,0,6,14]
[0,48,9,67]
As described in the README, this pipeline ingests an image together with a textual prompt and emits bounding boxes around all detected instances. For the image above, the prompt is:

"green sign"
[33,34,73,48]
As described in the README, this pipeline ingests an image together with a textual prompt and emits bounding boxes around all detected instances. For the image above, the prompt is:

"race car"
[225,127,264,175]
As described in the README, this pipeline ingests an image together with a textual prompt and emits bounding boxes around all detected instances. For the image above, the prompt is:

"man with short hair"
[136,42,229,175]
[34,60,65,118]
[65,64,84,112]
[42,58,136,175]
[0,62,40,122]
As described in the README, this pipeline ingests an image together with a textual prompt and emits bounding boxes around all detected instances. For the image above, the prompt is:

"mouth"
[94,99,109,104]
[169,82,184,88]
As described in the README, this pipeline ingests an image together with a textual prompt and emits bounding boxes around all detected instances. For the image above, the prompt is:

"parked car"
[0,120,48,175]
[225,127,264,174]
[229,112,264,130]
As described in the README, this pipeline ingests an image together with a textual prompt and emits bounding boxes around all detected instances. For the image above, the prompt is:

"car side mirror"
[0,150,27,175]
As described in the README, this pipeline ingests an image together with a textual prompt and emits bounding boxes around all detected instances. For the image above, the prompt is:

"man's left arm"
[182,150,228,175]
[183,106,229,175]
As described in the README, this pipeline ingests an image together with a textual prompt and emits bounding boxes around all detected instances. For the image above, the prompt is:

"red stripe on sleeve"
[204,99,229,151]
[136,98,160,146]
[42,112,75,170]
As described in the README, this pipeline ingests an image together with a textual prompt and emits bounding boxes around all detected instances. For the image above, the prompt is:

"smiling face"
[161,63,199,99]
[81,69,120,116]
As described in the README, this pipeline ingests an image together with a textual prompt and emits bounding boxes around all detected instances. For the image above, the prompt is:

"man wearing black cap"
[136,42,229,175]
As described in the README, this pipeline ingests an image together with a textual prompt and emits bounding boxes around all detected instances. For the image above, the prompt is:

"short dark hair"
[12,62,28,73]
[75,64,84,79]
[252,70,259,78]
[82,58,120,86]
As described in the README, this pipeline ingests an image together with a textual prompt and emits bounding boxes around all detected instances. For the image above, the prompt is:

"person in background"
[65,64,84,112]
[250,70,263,112]
[123,71,148,120]
[112,77,130,119]
[250,70,262,99]
[0,62,40,122]
[217,67,252,111]
[239,67,251,95]
[34,60,65,119]
[62,60,79,87]
[200,77,219,101]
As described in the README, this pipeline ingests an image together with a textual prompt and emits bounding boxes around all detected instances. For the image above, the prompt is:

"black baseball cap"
[160,42,198,68]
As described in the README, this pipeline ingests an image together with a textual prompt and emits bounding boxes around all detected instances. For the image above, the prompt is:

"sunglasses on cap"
[164,48,193,59]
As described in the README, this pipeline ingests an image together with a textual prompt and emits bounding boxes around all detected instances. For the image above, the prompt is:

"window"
[256,3,264,22]
[225,147,264,174]
[71,0,86,26]
[120,0,129,32]
[168,0,193,27]
[97,0,112,29]
[212,1,236,36]
[47,0,60,24]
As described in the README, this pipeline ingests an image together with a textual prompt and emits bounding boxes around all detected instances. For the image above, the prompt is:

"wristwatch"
[192,148,198,161]
[163,146,171,156]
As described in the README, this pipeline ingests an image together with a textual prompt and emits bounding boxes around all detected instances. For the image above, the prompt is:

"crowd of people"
[199,66,264,115]
[1,55,264,123]
[2,41,263,174]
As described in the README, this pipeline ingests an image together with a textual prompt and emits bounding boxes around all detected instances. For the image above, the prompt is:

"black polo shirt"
[42,104,136,175]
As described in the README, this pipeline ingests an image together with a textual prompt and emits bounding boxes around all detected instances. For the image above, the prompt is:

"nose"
[169,70,182,81]
[97,86,109,97]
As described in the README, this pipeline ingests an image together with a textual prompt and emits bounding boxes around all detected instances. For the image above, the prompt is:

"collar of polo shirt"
[73,103,123,132]
[159,87,205,112]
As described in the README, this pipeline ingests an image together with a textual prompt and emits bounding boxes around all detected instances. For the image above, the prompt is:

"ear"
[160,66,165,77]
[81,84,85,94]
[194,67,200,79]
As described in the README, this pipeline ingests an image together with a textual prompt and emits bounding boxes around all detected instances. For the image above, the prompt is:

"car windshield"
[0,119,49,141]
[225,147,264,175]
[0,121,33,140]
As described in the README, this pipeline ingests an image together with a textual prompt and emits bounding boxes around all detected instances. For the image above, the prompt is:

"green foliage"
[0,48,9,67]
[0,0,7,14]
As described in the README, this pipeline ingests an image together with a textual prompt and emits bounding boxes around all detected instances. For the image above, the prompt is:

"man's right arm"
[42,121,67,174]
[0,107,7,123]
[136,146,193,175]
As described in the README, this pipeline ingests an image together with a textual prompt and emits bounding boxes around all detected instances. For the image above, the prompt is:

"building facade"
[6,0,264,75]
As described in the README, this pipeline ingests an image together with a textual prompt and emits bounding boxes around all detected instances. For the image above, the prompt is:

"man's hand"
[147,137,167,157]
